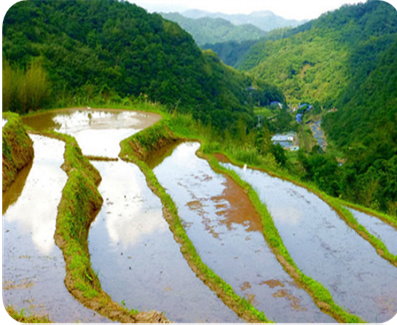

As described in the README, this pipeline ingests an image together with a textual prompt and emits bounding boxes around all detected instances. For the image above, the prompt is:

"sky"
[130,0,397,20]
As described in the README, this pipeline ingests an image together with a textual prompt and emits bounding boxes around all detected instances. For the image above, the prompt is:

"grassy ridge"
[202,153,364,323]
[123,114,367,322]
[219,147,397,267]
[6,307,51,323]
[321,195,397,267]
[336,198,397,230]
[2,112,34,192]
[37,130,168,323]
[119,127,270,323]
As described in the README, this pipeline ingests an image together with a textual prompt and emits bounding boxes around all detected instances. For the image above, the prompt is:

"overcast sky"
[130,0,397,20]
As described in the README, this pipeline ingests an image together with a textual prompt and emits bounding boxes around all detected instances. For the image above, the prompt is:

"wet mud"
[224,163,397,322]
[154,142,333,322]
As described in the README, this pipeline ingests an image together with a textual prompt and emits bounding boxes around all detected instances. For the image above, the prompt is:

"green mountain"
[238,0,397,106]
[3,0,283,129]
[181,9,304,32]
[236,0,397,214]
[160,12,265,46]
[202,28,293,67]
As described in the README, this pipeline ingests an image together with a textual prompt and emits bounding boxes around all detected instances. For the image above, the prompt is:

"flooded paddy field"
[348,208,397,256]
[223,163,397,322]
[3,135,109,322]
[21,108,240,322]
[89,160,240,322]
[23,108,161,158]
[154,142,333,322]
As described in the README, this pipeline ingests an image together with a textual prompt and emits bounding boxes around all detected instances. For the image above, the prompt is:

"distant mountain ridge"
[160,12,265,45]
[180,9,305,31]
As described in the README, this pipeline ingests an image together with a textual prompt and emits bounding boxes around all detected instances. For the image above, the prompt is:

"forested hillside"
[2,0,283,129]
[181,9,304,32]
[202,28,292,67]
[235,0,397,215]
[160,13,265,46]
[238,0,397,106]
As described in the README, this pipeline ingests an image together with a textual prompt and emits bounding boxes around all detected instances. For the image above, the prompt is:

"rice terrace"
[2,0,397,323]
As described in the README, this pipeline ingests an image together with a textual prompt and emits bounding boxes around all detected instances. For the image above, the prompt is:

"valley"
[2,0,397,323]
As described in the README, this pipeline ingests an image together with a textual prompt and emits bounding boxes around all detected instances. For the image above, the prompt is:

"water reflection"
[154,142,333,322]
[224,163,397,322]
[23,109,161,157]
[4,135,66,255]
[348,208,397,256]
[2,161,32,214]
[94,160,167,248]
[3,135,109,322]
[89,160,241,322]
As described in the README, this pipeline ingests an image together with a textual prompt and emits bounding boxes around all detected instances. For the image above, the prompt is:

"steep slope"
[321,37,397,214]
[236,1,397,215]
[202,28,292,67]
[239,0,397,106]
[160,12,265,45]
[3,0,283,129]
[181,9,304,31]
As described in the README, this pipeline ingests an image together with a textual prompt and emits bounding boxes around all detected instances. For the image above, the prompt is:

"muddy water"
[89,160,240,322]
[154,142,333,322]
[349,208,397,256]
[23,108,161,157]
[2,135,109,322]
[22,108,241,321]
[2,161,32,214]
[223,163,397,322]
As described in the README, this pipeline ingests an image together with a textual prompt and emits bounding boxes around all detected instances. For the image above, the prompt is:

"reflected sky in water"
[3,135,109,322]
[89,160,241,322]
[93,160,167,249]
[154,142,333,322]
[23,109,161,157]
[349,208,397,256]
[4,135,66,255]
[224,163,397,322]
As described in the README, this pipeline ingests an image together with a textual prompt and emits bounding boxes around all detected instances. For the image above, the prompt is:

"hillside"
[181,9,304,31]
[2,0,283,129]
[160,12,265,46]
[238,0,397,106]
[202,28,292,67]
[235,0,397,214]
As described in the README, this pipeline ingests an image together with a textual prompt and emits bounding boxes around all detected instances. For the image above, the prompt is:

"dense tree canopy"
[160,13,265,46]
[2,0,284,129]
[234,0,397,215]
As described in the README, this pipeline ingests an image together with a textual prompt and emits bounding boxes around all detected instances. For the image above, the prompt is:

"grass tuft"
[2,112,34,192]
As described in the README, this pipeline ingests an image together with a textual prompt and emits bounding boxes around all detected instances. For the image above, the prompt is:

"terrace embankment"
[2,112,34,192]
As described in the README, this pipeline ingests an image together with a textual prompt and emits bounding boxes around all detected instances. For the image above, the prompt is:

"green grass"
[335,198,397,230]
[121,113,367,323]
[202,152,364,323]
[2,112,34,192]
[6,307,51,323]
[21,102,392,323]
[119,128,271,323]
[324,196,397,267]
[36,130,167,323]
